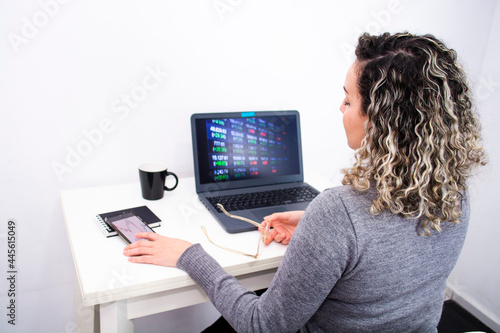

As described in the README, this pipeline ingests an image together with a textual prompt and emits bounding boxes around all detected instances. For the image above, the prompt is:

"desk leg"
[100,300,134,333]
[75,284,99,333]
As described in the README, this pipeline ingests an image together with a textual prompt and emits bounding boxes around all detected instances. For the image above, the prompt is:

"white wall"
[447,1,500,331]
[0,1,498,332]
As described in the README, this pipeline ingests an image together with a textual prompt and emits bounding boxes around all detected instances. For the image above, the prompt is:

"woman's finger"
[275,233,285,243]
[124,239,153,251]
[127,255,153,264]
[134,232,159,241]
[123,245,153,257]
[263,229,278,245]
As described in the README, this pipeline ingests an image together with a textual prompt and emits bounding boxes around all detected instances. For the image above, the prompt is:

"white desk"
[61,176,332,332]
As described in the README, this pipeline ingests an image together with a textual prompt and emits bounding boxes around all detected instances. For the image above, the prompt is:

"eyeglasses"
[201,203,270,259]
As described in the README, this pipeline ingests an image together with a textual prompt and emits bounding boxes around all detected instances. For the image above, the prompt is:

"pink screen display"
[111,215,152,243]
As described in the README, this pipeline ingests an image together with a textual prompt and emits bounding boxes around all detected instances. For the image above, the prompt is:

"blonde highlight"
[342,33,486,235]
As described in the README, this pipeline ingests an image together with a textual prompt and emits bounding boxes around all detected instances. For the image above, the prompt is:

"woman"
[123,32,486,332]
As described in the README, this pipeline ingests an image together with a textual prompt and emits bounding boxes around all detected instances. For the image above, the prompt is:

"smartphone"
[105,211,155,244]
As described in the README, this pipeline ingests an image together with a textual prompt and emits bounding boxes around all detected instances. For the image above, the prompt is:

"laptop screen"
[191,111,304,192]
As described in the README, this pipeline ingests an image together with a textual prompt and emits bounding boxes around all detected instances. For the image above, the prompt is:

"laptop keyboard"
[207,185,320,213]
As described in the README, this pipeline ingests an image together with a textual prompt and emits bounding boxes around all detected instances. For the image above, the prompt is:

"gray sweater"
[177,185,469,332]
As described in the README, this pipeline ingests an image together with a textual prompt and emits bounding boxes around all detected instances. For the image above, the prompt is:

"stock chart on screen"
[198,114,300,185]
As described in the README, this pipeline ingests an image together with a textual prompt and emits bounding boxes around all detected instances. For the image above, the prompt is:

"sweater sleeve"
[177,189,358,333]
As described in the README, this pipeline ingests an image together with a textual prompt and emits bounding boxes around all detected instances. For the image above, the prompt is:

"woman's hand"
[259,210,305,245]
[123,232,192,267]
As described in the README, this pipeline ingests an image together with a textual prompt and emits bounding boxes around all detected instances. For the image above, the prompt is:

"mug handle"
[164,171,179,191]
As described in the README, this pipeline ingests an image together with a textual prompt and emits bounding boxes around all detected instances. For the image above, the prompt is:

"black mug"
[139,163,179,200]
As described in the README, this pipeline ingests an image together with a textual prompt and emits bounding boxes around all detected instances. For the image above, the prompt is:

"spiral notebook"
[94,205,162,237]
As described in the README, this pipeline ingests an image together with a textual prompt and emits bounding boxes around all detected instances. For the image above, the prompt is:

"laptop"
[191,110,320,233]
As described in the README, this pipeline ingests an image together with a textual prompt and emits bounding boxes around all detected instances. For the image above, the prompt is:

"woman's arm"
[124,189,356,332]
[179,190,357,332]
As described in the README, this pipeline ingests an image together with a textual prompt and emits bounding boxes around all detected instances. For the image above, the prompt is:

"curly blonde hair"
[342,32,486,235]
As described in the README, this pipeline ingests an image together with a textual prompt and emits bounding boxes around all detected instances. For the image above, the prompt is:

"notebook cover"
[95,206,161,237]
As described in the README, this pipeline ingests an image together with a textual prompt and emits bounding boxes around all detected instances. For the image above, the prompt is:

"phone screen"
[108,212,154,244]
